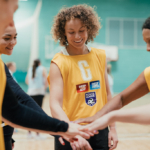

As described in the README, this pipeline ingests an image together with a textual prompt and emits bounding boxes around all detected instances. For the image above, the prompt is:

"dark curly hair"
[142,17,150,30]
[51,4,101,46]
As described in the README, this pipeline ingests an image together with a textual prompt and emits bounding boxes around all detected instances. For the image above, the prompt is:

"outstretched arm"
[75,71,149,124]
[2,81,90,140]
[80,104,150,132]
[94,71,149,119]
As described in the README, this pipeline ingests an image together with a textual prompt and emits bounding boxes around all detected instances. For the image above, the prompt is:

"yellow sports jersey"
[0,55,6,150]
[48,47,107,121]
[144,67,150,91]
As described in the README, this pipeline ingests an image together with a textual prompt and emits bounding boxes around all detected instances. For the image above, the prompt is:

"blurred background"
[2,0,150,150]
[2,0,150,93]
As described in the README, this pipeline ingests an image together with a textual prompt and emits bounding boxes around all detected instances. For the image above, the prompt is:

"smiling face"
[142,29,150,52]
[65,18,88,50]
[0,0,18,37]
[0,25,17,55]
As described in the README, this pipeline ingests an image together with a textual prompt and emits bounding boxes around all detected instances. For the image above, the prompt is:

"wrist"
[109,125,116,130]
[108,112,116,130]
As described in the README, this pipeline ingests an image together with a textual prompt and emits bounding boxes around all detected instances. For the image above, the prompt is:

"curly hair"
[142,17,150,30]
[51,4,101,46]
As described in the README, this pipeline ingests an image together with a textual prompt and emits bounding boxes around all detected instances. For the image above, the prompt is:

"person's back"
[26,59,47,139]
[27,65,45,96]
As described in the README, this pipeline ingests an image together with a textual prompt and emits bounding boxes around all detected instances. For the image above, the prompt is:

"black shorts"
[31,95,44,107]
[55,127,109,150]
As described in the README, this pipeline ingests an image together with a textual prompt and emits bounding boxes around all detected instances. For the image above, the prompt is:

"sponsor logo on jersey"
[85,92,97,106]
[90,80,100,90]
[76,83,88,93]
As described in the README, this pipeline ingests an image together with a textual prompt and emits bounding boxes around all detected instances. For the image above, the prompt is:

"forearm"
[2,117,67,135]
[94,94,122,121]
[94,72,149,120]
[106,93,116,129]
[50,104,70,123]
[111,104,150,125]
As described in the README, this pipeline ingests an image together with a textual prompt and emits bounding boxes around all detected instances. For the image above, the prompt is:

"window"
[106,18,146,49]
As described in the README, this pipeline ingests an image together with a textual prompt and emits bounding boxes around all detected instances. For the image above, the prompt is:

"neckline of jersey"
[60,47,92,57]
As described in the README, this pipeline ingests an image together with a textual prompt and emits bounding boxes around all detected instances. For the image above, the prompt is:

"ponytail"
[32,59,40,78]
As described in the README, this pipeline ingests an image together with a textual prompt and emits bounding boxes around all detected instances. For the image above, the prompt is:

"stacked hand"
[78,114,118,150]
[59,122,97,143]
[58,114,118,150]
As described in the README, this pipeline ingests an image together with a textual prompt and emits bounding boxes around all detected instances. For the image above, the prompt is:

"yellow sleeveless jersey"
[0,56,6,150]
[144,67,150,91]
[48,47,107,121]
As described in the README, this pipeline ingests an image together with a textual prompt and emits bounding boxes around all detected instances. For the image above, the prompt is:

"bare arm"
[103,60,115,128]
[112,104,150,125]
[94,71,149,119]
[49,62,70,122]
[42,67,48,90]
[104,61,118,150]
[49,63,96,149]
[81,104,150,132]
[75,70,149,124]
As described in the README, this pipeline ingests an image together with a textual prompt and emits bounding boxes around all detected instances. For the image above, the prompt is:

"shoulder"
[52,52,68,65]
[144,67,150,91]
[52,52,63,60]
[90,47,106,61]
[91,47,106,56]
[144,67,150,77]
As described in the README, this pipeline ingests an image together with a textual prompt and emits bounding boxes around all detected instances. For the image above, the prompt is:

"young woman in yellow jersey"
[1,24,93,150]
[0,1,18,150]
[78,17,150,132]
[48,4,118,150]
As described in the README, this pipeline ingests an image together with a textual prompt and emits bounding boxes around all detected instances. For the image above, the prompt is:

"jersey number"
[78,60,92,81]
